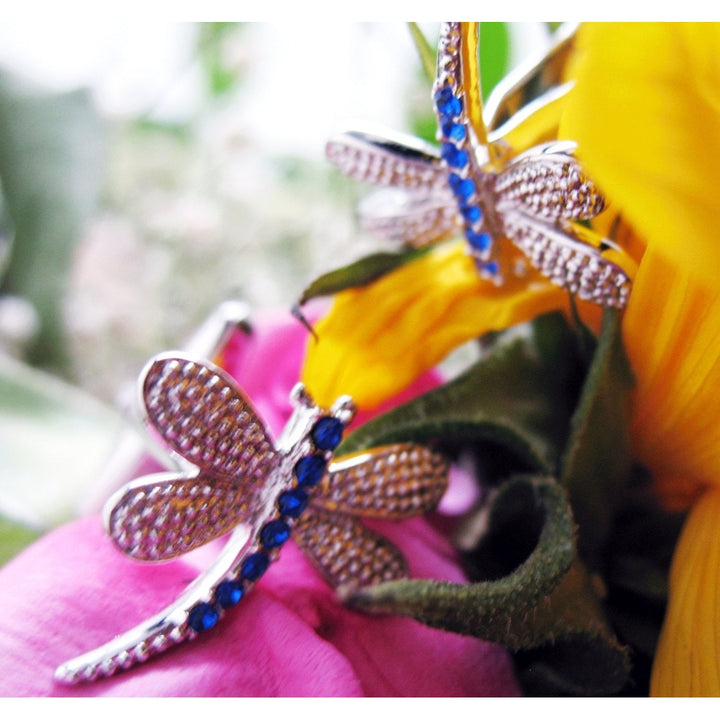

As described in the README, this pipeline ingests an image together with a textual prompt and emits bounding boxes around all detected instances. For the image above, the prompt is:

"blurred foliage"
[0,352,123,533]
[0,514,40,567]
[197,22,245,97]
[479,23,510,101]
[0,71,103,374]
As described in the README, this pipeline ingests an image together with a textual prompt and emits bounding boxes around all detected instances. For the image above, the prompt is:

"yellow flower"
[303,241,572,409]
[560,22,720,696]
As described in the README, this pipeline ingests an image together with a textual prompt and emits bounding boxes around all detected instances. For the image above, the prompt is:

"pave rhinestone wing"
[294,509,409,589]
[295,443,450,589]
[325,22,634,308]
[106,355,276,561]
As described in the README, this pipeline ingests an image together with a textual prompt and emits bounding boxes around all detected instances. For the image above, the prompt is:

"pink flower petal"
[0,514,519,696]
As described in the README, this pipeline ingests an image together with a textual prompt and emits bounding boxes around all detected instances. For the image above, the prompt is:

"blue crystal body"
[188,602,220,632]
[215,580,245,609]
[442,121,466,141]
[278,488,309,518]
[460,203,482,223]
[434,86,462,117]
[311,416,344,451]
[294,454,326,487]
[260,519,291,549]
[441,143,468,169]
[241,552,270,582]
[466,230,492,252]
[448,173,475,200]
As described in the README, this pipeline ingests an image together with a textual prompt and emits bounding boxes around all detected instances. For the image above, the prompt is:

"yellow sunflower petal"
[623,246,720,507]
[651,486,720,696]
[301,241,570,409]
[560,23,720,287]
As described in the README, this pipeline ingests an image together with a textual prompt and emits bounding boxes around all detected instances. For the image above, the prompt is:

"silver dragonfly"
[326,22,634,309]
[55,353,448,684]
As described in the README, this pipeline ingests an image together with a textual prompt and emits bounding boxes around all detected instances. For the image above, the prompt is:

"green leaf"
[407,23,436,86]
[344,475,575,638]
[512,560,631,696]
[560,308,635,569]
[479,23,511,101]
[346,474,629,695]
[197,23,244,97]
[339,312,584,475]
[0,514,40,567]
[0,72,102,372]
[297,247,431,305]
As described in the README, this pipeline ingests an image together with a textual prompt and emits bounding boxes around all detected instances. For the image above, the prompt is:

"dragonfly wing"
[326,128,446,192]
[314,443,449,520]
[140,354,276,485]
[293,507,408,589]
[495,141,605,222]
[105,471,256,562]
[501,209,633,309]
[357,188,459,247]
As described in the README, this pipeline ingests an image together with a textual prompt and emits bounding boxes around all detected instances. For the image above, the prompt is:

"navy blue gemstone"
[442,121,466,142]
[294,454,327,488]
[448,174,476,200]
[215,580,245,609]
[241,552,270,582]
[260,519,291,549]
[278,488,309,518]
[460,203,482,223]
[311,416,344,451]
[466,229,492,252]
[482,260,500,276]
[187,602,220,632]
[441,143,468,169]
[434,86,462,117]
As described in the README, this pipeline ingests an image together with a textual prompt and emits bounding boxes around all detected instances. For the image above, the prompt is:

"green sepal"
[512,560,631,696]
[344,475,574,634]
[344,474,630,696]
[338,311,583,475]
[559,308,635,569]
[296,247,431,306]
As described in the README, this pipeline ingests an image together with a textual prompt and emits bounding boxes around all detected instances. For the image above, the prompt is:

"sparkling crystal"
[460,203,482,223]
[260,519,291,549]
[441,143,468,169]
[434,86,462,117]
[448,173,475,200]
[215,580,245,609]
[466,229,492,252]
[278,488,309,518]
[241,551,270,582]
[442,121,466,141]
[311,417,344,451]
[295,454,327,487]
[187,602,220,632]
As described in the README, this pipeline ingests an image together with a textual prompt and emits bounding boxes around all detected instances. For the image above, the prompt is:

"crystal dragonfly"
[55,353,448,684]
[326,22,634,309]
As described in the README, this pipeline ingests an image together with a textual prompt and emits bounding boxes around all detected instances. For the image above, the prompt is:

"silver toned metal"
[326,22,634,309]
[82,299,254,514]
[55,353,448,685]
